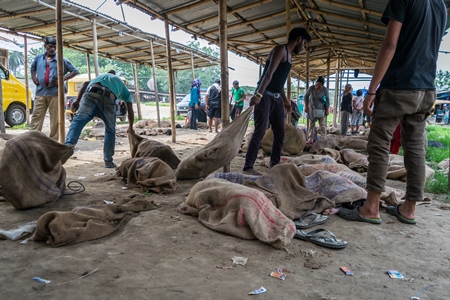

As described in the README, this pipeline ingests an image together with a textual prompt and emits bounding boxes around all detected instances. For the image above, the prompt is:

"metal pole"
[56,0,65,143]
[286,0,291,125]
[86,52,91,80]
[150,39,161,127]
[92,19,99,77]
[191,51,195,80]
[0,77,5,133]
[164,16,176,143]
[219,0,230,173]
[24,35,30,125]
[333,57,340,127]
[133,63,142,120]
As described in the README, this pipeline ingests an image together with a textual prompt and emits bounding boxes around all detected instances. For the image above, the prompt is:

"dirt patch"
[1,119,450,299]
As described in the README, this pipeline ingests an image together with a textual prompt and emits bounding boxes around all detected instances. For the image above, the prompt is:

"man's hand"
[127,126,134,134]
[364,95,375,116]
[205,104,209,110]
[283,98,291,112]
[32,76,39,86]
[249,95,261,106]
[71,100,80,113]
[195,104,199,110]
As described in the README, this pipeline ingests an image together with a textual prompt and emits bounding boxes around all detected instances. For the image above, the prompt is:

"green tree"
[435,69,450,91]
[8,51,24,76]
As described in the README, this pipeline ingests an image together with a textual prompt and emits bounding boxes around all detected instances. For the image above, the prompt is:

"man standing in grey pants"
[339,0,447,225]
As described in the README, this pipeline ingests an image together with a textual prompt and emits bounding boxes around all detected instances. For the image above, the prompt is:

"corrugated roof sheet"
[0,0,220,70]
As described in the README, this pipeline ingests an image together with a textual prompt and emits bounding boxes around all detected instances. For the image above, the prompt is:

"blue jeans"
[65,91,116,163]
[190,106,198,129]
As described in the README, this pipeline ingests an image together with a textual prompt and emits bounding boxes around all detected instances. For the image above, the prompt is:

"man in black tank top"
[242,28,311,175]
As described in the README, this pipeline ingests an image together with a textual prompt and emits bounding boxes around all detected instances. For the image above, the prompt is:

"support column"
[92,19,99,77]
[150,39,161,127]
[333,57,340,127]
[219,0,230,172]
[56,0,65,143]
[133,63,142,120]
[191,52,195,80]
[86,52,91,80]
[24,35,30,124]
[286,0,291,124]
[0,77,4,133]
[164,17,177,143]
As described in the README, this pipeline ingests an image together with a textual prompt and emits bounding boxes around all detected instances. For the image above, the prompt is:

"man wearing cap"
[30,36,79,140]
[230,80,245,120]
[62,72,134,168]
[243,27,311,175]
[205,79,221,133]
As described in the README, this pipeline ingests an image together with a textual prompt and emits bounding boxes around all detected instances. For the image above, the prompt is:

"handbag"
[313,108,325,119]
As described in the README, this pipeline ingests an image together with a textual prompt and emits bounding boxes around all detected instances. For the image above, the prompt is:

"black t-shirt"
[340,93,353,113]
[379,0,446,90]
[208,85,221,108]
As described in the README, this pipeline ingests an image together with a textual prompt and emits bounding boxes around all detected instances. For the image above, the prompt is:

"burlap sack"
[244,164,334,218]
[304,170,367,205]
[240,132,253,153]
[128,132,180,169]
[437,158,449,173]
[206,172,260,184]
[261,124,306,155]
[177,179,296,249]
[309,139,339,154]
[175,107,254,179]
[317,148,343,163]
[298,163,358,177]
[0,131,68,209]
[340,149,368,165]
[32,194,157,247]
[263,154,337,167]
[117,157,177,194]
[340,138,368,150]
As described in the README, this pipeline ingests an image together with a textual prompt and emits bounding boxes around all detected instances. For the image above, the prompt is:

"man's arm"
[281,90,291,111]
[71,81,90,112]
[304,86,311,113]
[126,102,134,133]
[325,88,330,115]
[251,45,286,106]
[364,19,402,115]
[205,94,210,109]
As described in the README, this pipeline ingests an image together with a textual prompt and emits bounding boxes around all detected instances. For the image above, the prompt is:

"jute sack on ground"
[128,132,180,169]
[386,165,435,182]
[298,163,359,177]
[206,172,260,184]
[175,107,254,179]
[244,164,334,219]
[32,194,157,247]
[317,148,343,163]
[177,178,296,249]
[339,138,368,151]
[0,131,69,209]
[261,124,306,155]
[309,139,339,154]
[240,132,253,153]
[304,170,367,205]
[438,158,449,173]
[117,157,177,194]
[340,149,368,172]
[263,154,337,168]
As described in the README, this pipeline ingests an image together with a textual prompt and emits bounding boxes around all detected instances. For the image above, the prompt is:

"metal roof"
[0,0,220,71]
[121,0,392,81]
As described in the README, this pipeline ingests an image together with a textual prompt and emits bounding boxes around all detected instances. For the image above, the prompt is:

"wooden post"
[133,63,142,120]
[56,0,65,143]
[333,57,340,127]
[286,0,291,125]
[150,39,161,127]
[219,0,230,173]
[326,49,331,91]
[0,77,5,133]
[24,35,30,125]
[86,52,91,80]
[191,52,195,80]
[92,19,99,77]
[164,16,176,143]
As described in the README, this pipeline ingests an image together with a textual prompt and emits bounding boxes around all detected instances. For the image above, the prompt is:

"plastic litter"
[248,287,267,295]
[103,200,114,205]
[269,268,286,280]
[33,277,51,284]
[93,172,106,177]
[340,266,354,276]
[0,221,37,240]
[387,270,403,279]
[231,256,248,266]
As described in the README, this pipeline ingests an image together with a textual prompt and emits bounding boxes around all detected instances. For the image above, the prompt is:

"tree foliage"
[435,70,450,91]
[8,51,24,77]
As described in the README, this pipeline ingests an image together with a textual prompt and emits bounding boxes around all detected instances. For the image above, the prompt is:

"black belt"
[87,85,116,99]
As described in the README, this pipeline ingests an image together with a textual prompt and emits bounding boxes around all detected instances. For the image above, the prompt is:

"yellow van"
[0,63,33,126]
[66,74,128,121]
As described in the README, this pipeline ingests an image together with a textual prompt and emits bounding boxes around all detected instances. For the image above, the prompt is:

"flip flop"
[294,212,328,229]
[385,205,417,225]
[338,207,382,224]
[294,228,348,249]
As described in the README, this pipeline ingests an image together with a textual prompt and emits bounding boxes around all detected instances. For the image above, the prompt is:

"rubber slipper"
[294,228,348,249]
[385,205,417,225]
[294,212,328,229]
[104,162,117,168]
[338,207,382,224]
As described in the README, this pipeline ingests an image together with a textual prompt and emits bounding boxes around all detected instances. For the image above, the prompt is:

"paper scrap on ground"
[231,256,248,266]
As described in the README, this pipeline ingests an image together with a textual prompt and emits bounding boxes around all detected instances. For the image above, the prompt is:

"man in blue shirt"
[62,72,134,168]
[30,36,79,141]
